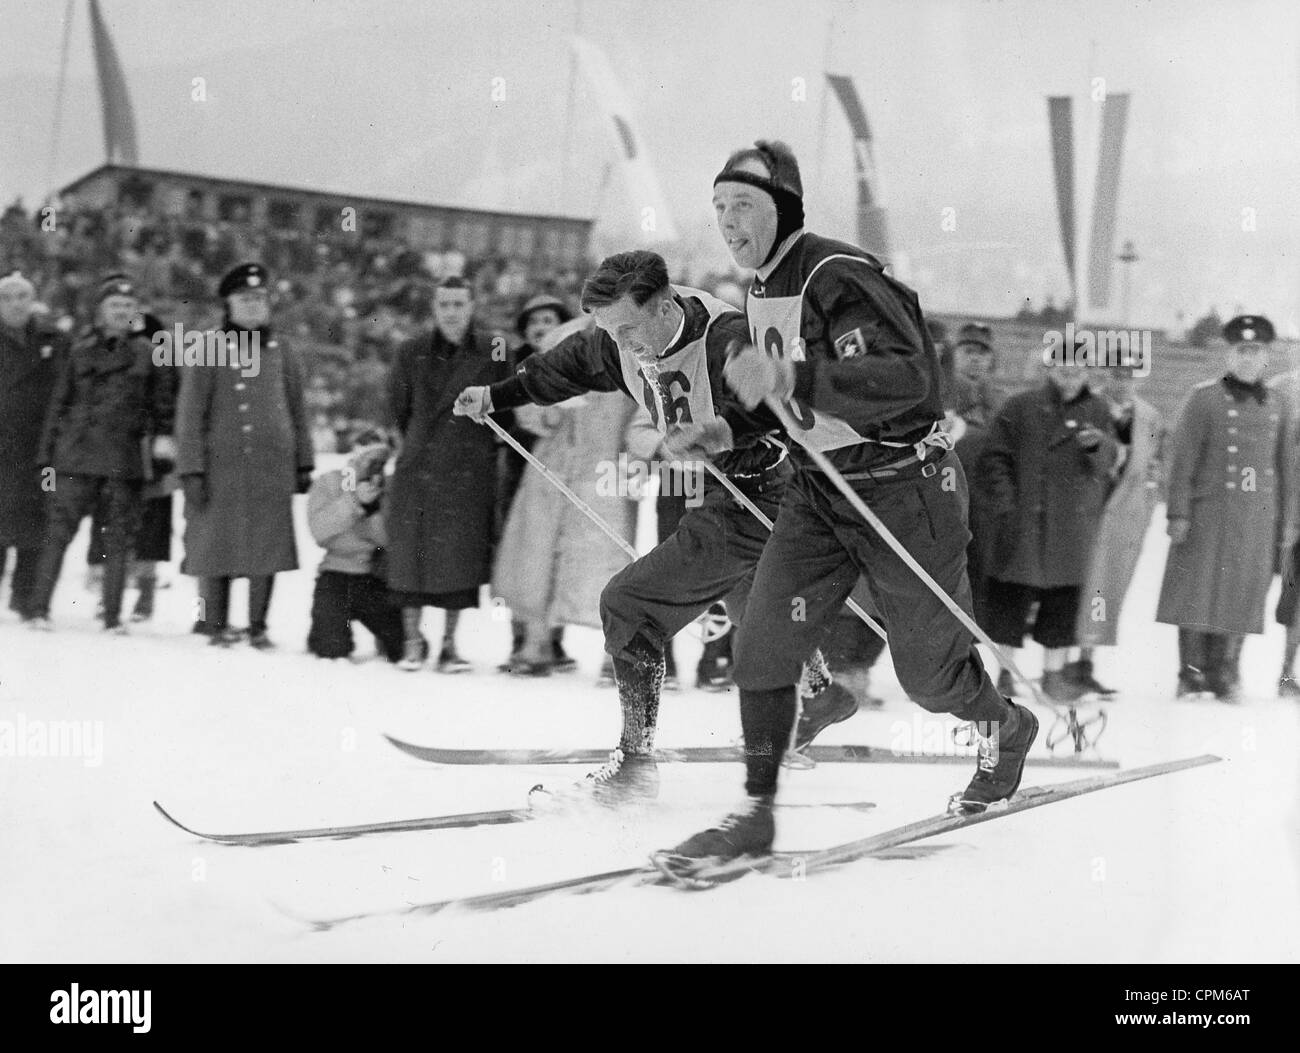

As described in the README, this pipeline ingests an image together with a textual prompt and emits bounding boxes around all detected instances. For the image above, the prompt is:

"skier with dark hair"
[455,249,858,805]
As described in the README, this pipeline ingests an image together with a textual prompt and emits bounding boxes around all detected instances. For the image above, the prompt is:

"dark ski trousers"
[308,569,405,661]
[601,475,782,664]
[732,450,1002,720]
[30,475,141,627]
[823,580,887,671]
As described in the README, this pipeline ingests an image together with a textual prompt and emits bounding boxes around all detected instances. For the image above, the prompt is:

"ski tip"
[152,800,186,829]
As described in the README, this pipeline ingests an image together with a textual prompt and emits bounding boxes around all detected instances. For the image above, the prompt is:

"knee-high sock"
[613,634,665,756]
[739,685,798,798]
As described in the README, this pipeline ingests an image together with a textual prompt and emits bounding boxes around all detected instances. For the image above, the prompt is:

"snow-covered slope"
[2,491,1296,962]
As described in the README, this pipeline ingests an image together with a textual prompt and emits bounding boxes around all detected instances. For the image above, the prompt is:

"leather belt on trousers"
[836,449,941,481]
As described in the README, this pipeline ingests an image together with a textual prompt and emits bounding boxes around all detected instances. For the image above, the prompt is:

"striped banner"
[1047,96,1077,300]
[1087,93,1131,310]
[826,74,890,256]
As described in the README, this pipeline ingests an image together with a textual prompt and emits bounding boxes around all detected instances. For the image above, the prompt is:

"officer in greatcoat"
[1156,315,1297,701]
[176,263,314,648]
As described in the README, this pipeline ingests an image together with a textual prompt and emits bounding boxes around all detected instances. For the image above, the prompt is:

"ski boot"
[791,651,858,751]
[1207,676,1241,705]
[1280,676,1300,699]
[505,655,551,677]
[398,636,428,672]
[248,630,275,651]
[1063,658,1117,698]
[1176,668,1208,700]
[950,702,1039,815]
[651,795,775,887]
[1041,669,1089,703]
[793,682,858,751]
[550,633,578,674]
[528,748,660,810]
[436,645,471,674]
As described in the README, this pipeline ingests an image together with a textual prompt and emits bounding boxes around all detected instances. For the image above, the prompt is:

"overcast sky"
[2,0,1296,329]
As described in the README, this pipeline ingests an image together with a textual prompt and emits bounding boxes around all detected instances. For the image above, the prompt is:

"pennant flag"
[825,73,890,256]
[571,36,677,243]
[1086,93,1131,310]
[88,0,139,165]
[1047,96,1076,300]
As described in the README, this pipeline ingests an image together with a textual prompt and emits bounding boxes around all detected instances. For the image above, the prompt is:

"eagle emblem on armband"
[834,327,869,360]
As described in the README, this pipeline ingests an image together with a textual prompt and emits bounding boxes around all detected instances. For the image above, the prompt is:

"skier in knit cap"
[653,141,1037,881]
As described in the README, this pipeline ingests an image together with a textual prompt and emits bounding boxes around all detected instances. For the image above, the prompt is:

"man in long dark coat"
[0,273,66,620]
[30,276,175,632]
[386,276,514,672]
[176,263,314,648]
[1157,315,1296,701]
[977,352,1119,702]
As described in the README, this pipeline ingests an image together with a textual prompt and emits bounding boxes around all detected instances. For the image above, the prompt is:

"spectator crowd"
[1,192,1297,704]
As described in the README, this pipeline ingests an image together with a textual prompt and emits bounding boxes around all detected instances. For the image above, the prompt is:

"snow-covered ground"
[2,477,1297,963]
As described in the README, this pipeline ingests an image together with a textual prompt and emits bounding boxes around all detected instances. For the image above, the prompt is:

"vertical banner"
[1047,96,1077,302]
[825,73,890,256]
[1086,92,1131,310]
[88,0,140,164]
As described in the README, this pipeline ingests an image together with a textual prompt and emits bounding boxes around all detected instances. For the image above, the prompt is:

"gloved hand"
[296,468,313,494]
[1167,517,1190,545]
[663,420,734,460]
[722,341,794,410]
[181,474,207,512]
[454,386,493,421]
[354,477,383,514]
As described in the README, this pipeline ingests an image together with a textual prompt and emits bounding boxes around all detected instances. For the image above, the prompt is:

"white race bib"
[747,277,869,452]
